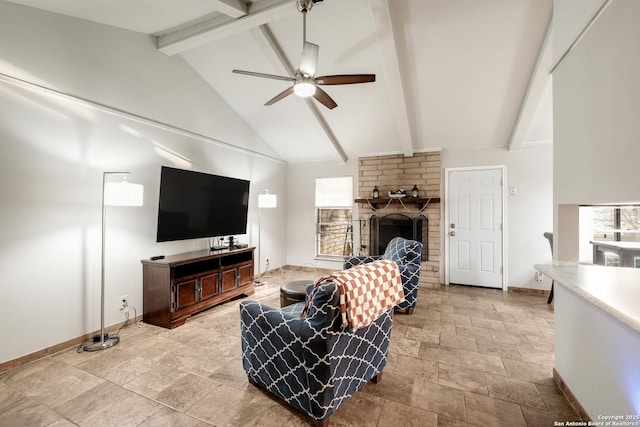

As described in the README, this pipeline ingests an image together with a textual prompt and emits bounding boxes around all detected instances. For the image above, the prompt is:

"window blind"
[315,177,353,207]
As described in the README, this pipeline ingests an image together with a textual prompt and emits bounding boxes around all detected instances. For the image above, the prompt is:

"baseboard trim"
[507,286,550,296]
[0,316,142,375]
[553,368,590,421]
[0,272,319,375]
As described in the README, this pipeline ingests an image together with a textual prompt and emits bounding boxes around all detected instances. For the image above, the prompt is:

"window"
[592,206,640,242]
[315,177,353,258]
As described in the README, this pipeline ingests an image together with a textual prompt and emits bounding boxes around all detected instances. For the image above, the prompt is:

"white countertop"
[534,264,640,334]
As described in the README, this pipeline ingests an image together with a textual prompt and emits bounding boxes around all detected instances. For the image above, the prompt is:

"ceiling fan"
[232,0,375,110]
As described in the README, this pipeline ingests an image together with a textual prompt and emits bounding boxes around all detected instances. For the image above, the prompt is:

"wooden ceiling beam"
[507,16,553,151]
[369,0,414,157]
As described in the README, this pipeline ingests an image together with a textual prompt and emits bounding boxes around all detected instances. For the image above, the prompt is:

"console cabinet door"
[237,263,253,287]
[221,268,237,292]
[175,279,198,310]
[200,272,220,300]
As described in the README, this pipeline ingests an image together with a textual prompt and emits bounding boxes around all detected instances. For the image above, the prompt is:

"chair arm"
[240,301,335,415]
[398,260,421,275]
[239,300,336,368]
[241,302,323,362]
[240,301,306,336]
[240,302,312,383]
[343,255,381,270]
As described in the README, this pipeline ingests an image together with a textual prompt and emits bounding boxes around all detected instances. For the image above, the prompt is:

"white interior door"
[448,168,503,288]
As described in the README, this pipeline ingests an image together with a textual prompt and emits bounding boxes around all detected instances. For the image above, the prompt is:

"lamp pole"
[256,189,277,284]
[82,172,142,352]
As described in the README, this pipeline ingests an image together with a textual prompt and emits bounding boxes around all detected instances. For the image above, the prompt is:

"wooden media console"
[142,247,255,328]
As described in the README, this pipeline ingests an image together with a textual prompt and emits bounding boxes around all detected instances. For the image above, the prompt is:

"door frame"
[444,165,508,291]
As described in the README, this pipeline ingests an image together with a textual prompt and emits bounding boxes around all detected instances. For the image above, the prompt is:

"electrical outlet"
[119,295,128,310]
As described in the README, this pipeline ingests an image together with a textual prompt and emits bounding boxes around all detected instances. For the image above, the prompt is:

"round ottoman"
[280,280,314,307]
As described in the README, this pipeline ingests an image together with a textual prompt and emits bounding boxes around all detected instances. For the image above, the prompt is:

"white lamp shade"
[104,181,144,206]
[258,192,277,208]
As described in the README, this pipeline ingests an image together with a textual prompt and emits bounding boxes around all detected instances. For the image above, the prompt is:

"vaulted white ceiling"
[4,0,554,163]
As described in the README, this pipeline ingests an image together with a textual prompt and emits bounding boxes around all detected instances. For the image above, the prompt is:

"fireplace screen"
[370,214,427,261]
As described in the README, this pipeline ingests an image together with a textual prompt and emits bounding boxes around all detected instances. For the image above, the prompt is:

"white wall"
[553,0,640,417]
[286,160,358,271]
[0,2,286,364]
[552,0,608,65]
[555,281,640,417]
[442,144,554,290]
[554,1,640,206]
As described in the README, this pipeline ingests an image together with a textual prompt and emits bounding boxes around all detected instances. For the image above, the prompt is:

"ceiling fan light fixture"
[294,81,316,97]
[232,0,372,109]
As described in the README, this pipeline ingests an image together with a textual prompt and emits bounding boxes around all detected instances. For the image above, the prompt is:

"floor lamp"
[256,189,277,284]
[81,172,144,352]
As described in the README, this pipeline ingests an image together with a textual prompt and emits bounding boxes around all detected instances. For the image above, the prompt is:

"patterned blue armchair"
[240,280,393,426]
[344,237,423,314]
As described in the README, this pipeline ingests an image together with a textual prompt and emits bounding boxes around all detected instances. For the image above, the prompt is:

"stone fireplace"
[356,152,441,284]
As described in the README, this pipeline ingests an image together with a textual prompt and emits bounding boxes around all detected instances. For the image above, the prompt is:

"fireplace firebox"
[369,214,427,261]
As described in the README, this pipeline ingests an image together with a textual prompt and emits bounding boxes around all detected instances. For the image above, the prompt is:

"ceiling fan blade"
[315,74,376,85]
[265,86,295,106]
[299,42,319,77]
[312,86,337,110]
[232,69,295,82]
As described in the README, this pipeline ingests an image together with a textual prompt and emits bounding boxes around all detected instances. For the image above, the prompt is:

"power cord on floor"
[113,302,144,336]
[257,260,288,282]
[75,302,144,353]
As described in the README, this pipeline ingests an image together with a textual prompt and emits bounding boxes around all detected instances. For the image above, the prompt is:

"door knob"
[449,231,456,236]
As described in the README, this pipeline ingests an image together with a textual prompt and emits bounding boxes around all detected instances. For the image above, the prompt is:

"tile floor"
[0,267,582,426]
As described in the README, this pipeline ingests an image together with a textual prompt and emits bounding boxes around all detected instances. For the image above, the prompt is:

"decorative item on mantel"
[411,185,419,198]
[373,186,379,199]
[388,189,406,198]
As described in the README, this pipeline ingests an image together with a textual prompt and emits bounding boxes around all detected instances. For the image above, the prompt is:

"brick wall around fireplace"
[356,152,441,284]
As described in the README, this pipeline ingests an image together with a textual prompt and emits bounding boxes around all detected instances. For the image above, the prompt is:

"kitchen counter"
[534,263,640,419]
[535,263,640,333]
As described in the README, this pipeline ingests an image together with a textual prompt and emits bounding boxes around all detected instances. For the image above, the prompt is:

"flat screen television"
[156,166,250,242]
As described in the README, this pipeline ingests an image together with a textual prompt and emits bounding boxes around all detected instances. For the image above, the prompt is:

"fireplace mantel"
[355,197,440,211]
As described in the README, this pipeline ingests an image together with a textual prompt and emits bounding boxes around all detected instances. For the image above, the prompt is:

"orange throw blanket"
[303,259,404,329]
